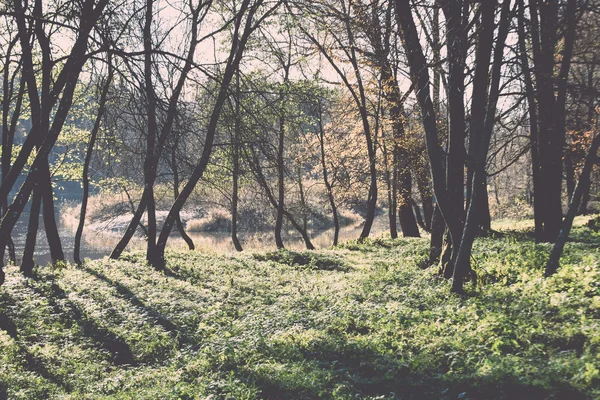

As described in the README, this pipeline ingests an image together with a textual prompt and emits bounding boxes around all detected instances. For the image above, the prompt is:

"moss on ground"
[1,221,599,399]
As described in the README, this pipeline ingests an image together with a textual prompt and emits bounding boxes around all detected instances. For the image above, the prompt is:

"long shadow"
[0,294,70,392]
[81,266,195,347]
[24,277,136,367]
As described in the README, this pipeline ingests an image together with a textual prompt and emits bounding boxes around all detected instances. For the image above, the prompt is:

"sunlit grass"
[1,217,600,398]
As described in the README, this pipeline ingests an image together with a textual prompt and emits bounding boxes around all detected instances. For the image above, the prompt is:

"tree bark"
[439,0,468,277]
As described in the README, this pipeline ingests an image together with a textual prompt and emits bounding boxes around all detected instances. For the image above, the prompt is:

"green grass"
[1,222,600,399]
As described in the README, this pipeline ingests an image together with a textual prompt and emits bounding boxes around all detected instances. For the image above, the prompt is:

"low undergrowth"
[1,221,599,399]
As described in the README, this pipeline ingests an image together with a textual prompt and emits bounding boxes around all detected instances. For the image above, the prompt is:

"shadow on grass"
[81,266,196,347]
[253,249,350,272]
[222,333,588,400]
[24,277,136,366]
[0,293,71,392]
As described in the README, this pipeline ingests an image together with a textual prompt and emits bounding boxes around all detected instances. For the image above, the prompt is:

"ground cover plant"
[1,218,599,399]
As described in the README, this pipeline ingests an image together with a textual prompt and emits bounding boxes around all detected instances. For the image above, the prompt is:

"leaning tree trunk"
[152,0,268,269]
[317,100,339,246]
[172,143,195,251]
[248,146,316,251]
[545,132,600,276]
[75,59,113,264]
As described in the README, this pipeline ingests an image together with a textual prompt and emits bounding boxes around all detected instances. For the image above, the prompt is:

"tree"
[74,53,114,265]
[151,0,280,269]
[0,0,110,285]
[291,0,379,240]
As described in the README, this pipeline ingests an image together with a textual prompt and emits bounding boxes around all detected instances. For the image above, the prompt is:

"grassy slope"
[1,220,600,399]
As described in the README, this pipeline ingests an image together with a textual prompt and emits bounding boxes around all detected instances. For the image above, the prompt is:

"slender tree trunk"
[275,88,286,249]
[75,59,113,264]
[578,184,591,215]
[518,0,544,239]
[416,174,433,231]
[545,133,600,276]
[297,167,308,234]
[429,204,444,264]
[142,0,159,265]
[398,168,420,237]
[40,166,64,263]
[110,194,147,258]
[231,69,243,251]
[451,0,511,293]
[152,0,267,269]
[383,138,398,238]
[172,143,195,251]
[440,0,468,277]
[317,100,339,246]
[466,0,494,235]
[565,153,576,201]
[21,188,42,277]
[412,199,426,232]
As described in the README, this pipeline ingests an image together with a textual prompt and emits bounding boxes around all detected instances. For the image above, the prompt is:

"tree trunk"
[394,0,453,266]
[275,88,286,249]
[545,133,600,276]
[398,168,420,237]
[231,68,243,252]
[40,166,64,263]
[21,188,42,277]
[75,59,113,264]
[518,0,544,239]
[317,100,339,246]
[441,0,468,276]
[383,138,398,238]
[451,0,511,293]
[152,0,267,269]
[111,0,204,261]
[172,144,195,251]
